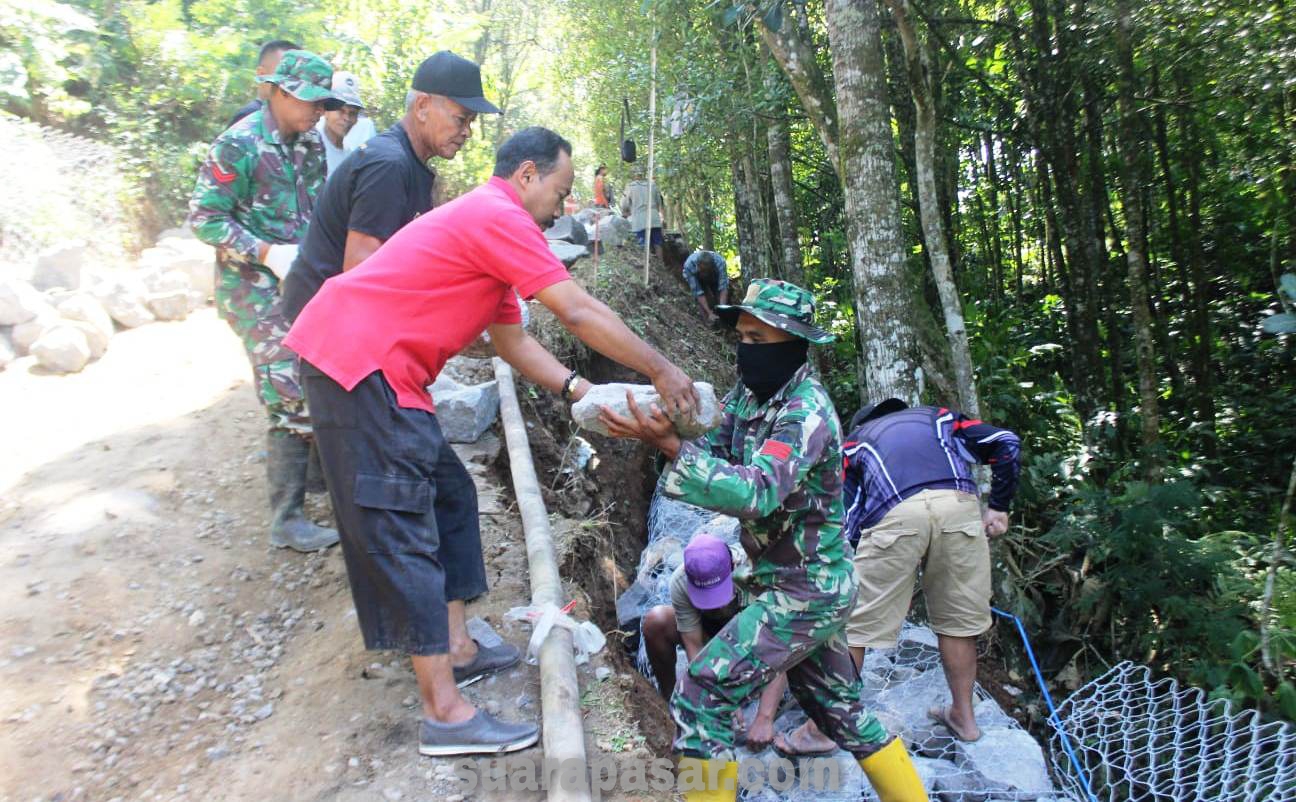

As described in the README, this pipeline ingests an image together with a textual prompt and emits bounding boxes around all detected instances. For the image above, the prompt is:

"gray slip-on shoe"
[453,641,521,688]
[419,710,540,757]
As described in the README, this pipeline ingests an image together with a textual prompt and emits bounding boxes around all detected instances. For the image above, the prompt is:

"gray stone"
[141,236,215,296]
[31,324,91,373]
[0,278,51,325]
[428,375,499,443]
[589,214,631,248]
[615,579,653,628]
[571,382,722,439]
[140,268,191,294]
[252,702,274,721]
[96,277,155,328]
[33,241,85,291]
[146,290,190,321]
[548,241,588,267]
[465,616,504,649]
[953,727,1055,796]
[58,294,114,340]
[544,215,589,246]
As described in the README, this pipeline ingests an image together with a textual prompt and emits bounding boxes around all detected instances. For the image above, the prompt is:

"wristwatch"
[560,370,581,403]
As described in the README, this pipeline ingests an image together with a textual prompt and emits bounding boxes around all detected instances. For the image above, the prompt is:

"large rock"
[57,294,114,340]
[544,215,590,246]
[96,277,155,328]
[0,328,13,370]
[572,382,722,439]
[589,214,631,248]
[951,727,1055,796]
[31,324,91,373]
[429,374,500,443]
[10,306,60,355]
[0,278,51,326]
[141,236,215,296]
[146,289,190,321]
[66,319,109,358]
[548,241,588,267]
[32,242,86,291]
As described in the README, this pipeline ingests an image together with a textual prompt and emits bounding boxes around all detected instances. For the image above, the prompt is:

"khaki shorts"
[846,488,991,648]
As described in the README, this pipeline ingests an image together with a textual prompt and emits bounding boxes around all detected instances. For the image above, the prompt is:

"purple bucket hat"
[683,534,735,610]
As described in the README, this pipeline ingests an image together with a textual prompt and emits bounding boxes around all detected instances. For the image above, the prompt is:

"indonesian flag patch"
[760,440,793,461]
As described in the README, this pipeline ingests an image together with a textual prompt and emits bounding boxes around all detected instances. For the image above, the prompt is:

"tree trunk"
[1115,0,1161,478]
[700,182,716,251]
[885,0,980,416]
[755,2,841,181]
[826,0,923,403]
[767,106,805,284]
[730,144,760,282]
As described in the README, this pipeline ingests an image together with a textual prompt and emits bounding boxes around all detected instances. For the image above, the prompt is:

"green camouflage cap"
[716,278,835,344]
[256,50,343,109]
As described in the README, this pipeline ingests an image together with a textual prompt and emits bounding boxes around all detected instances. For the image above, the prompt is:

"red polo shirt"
[284,176,571,412]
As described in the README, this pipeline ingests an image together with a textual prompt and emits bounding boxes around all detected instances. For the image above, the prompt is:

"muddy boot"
[267,433,339,552]
[305,438,327,494]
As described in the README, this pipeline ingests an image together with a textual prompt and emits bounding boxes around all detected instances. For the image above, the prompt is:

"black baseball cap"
[411,51,501,114]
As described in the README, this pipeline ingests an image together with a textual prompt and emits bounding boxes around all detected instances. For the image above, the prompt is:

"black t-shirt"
[228,99,262,129]
[282,123,436,321]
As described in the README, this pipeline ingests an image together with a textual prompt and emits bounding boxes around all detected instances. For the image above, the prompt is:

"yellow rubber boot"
[858,738,929,802]
[677,756,740,802]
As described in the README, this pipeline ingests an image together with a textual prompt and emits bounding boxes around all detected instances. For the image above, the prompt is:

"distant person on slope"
[285,127,698,757]
[620,165,665,261]
[227,39,300,129]
[189,50,345,553]
[282,51,496,321]
[681,248,729,325]
[599,279,928,802]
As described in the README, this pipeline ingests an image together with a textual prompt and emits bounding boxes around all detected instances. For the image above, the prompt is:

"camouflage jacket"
[660,362,853,595]
[188,107,326,269]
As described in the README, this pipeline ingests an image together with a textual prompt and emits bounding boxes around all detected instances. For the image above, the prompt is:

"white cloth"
[315,116,378,174]
[263,243,299,280]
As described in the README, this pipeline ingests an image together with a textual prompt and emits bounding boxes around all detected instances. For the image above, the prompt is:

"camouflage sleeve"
[660,404,831,522]
[188,136,261,262]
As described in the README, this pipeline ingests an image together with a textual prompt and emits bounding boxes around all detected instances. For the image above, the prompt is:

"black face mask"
[737,339,809,403]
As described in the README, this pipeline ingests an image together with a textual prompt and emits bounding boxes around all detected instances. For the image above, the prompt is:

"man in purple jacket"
[776,398,1020,755]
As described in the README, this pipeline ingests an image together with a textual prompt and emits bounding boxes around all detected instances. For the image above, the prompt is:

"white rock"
[0,278,51,325]
[429,375,500,443]
[58,294,114,340]
[31,324,91,373]
[141,239,215,296]
[572,382,722,439]
[32,241,85,291]
[140,268,192,294]
[0,328,13,370]
[954,726,1055,795]
[589,214,631,248]
[66,320,109,358]
[187,610,207,627]
[146,290,189,321]
[96,278,155,328]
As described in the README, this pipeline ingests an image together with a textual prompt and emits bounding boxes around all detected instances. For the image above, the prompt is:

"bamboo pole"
[493,358,591,802]
[644,25,657,285]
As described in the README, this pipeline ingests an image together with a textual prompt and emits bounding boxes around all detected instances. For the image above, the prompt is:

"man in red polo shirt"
[286,126,696,756]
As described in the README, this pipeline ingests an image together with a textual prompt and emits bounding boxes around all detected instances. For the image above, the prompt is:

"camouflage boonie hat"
[716,278,834,344]
[256,50,344,110]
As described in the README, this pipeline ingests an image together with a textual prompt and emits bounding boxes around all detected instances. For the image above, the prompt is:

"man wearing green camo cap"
[601,278,928,802]
[189,49,344,554]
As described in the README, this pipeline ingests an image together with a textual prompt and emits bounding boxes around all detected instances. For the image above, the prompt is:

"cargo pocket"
[942,519,985,539]
[354,473,432,514]
[353,472,435,555]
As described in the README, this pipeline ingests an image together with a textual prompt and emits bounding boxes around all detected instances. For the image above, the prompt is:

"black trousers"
[302,362,488,655]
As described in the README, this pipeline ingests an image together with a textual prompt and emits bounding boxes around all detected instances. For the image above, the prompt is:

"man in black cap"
[282,51,501,321]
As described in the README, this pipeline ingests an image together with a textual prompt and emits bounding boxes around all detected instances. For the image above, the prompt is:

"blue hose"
[991,607,1101,802]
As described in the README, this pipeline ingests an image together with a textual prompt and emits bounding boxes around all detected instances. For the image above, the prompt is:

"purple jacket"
[842,406,1020,546]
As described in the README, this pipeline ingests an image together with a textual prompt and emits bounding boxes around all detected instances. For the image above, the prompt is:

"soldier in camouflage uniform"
[601,279,928,802]
[189,49,345,553]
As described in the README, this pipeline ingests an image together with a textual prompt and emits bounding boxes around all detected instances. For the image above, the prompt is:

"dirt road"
[0,309,652,802]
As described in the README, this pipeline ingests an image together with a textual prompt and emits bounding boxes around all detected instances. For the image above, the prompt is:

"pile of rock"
[574,207,632,250]
[0,228,214,374]
[544,214,590,267]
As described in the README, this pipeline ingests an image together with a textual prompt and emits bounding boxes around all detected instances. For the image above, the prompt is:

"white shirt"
[316,116,378,174]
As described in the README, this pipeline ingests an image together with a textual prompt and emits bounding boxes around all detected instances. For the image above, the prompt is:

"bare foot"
[745,714,775,750]
[928,705,982,742]
[772,720,839,756]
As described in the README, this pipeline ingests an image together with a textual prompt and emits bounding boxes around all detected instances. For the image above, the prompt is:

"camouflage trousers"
[671,577,889,760]
[214,261,310,435]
